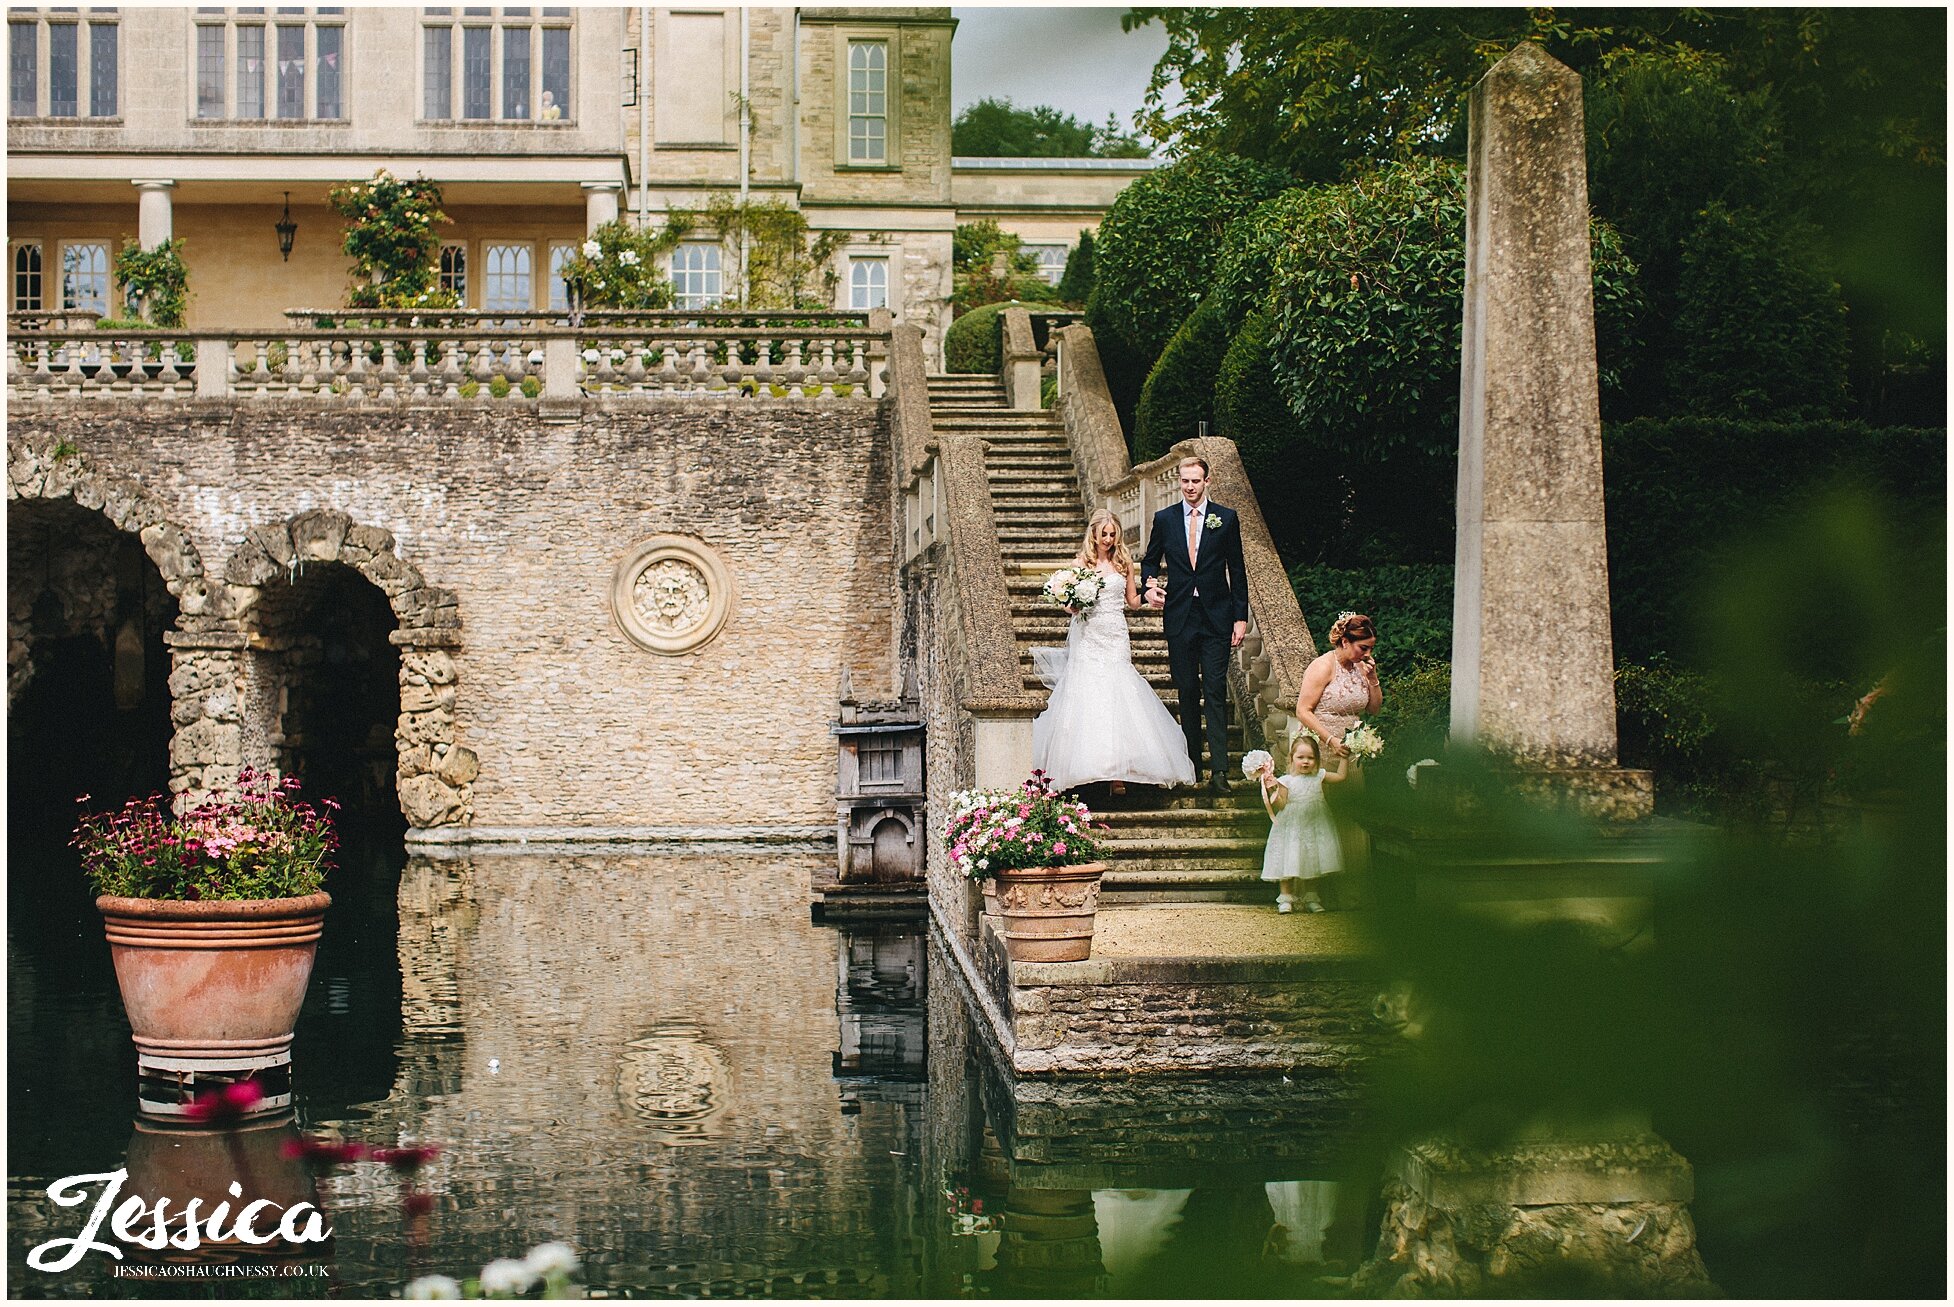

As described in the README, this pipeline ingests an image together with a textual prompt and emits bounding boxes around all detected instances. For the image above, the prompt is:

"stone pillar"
[581,181,622,234]
[1449,43,1650,818]
[163,628,247,813]
[133,180,176,249]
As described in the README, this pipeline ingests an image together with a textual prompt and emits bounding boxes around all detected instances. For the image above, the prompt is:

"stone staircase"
[927,374,1271,904]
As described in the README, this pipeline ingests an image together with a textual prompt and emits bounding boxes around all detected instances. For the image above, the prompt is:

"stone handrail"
[1000,306,1041,411]
[933,435,1034,711]
[885,317,932,481]
[7,324,889,402]
[1054,323,1317,744]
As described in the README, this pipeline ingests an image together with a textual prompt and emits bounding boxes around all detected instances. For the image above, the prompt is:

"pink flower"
[183,1079,264,1123]
[1053,842,1067,855]
[372,1144,442,1173]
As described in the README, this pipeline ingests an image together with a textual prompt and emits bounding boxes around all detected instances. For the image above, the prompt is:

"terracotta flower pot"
[991,863,1104,963]
[97,893,330,1086]
[979,877,1000,917]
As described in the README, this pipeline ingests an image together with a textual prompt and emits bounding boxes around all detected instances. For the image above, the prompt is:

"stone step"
[1098,865,1270,905]
[1098,806,1270,833]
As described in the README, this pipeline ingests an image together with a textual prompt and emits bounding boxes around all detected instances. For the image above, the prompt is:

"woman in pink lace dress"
[1293,613,1381,891]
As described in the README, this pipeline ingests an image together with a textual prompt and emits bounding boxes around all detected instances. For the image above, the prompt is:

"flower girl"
[1256,733,1348,913]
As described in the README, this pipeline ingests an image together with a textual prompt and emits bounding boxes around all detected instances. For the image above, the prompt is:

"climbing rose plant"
[112,237,190,327]
[555,218,682,312]
[327,169,459,310]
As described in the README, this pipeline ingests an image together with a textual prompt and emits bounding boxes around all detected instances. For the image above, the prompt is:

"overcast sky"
[950,6,1176,138]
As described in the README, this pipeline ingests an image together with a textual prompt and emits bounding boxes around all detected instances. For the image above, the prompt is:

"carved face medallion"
[611,536,733,655]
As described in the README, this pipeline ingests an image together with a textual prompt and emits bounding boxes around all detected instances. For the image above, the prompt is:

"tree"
[1054,229,1096,306]
[327,169,458,310]
[951,219,1059,314]
[952,97,1152,159]
[1125,8,1944,412]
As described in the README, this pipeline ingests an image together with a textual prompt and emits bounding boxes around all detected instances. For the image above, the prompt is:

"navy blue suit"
[1141,500,1249,779]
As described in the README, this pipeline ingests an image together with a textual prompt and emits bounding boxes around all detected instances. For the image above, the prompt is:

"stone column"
[581,181,622,234]
[163,628,247,813]
[1449,43,1649,818]
[133,180,176,249]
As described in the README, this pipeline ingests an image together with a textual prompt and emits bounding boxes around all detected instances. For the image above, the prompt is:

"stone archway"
[6,435,218,808]
[225,509,474,830]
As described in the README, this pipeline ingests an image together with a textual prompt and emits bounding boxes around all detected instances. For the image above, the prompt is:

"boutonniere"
[1205,512,1223,531]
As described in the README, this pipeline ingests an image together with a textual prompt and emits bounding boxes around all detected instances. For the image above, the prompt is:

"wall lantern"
[274,192,297,262]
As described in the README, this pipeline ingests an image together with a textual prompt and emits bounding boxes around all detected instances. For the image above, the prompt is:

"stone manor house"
[6,5,1154,362]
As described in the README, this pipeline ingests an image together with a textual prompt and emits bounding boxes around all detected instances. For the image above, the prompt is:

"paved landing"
[1088,902,1371,962]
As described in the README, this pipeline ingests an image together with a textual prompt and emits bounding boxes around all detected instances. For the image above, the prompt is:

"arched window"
[483,243,532,313]
[61,241,108,314]
[13,242,43,311]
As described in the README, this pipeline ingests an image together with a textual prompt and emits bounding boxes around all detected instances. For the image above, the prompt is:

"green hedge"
[1288,562,1452,680]
[943,300,1045,375]
[1085,152,1291,425]
[1602,418,1944,664]
[1134,295,1230,460]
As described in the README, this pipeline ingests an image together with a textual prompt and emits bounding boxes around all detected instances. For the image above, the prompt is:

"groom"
[1142,455,1249,793]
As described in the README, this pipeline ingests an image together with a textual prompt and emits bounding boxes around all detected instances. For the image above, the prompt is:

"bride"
[1031,509,1197,793]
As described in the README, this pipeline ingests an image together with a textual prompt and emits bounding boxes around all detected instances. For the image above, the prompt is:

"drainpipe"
[637,5,651,227]
[739,5,751,302]
[789,9,800,186]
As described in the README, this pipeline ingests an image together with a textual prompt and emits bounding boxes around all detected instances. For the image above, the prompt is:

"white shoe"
[1303,896,1325,914]
[1276,893,1295,914]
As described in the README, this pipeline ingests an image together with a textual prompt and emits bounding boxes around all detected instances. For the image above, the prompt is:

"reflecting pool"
[9,846,1365,1298]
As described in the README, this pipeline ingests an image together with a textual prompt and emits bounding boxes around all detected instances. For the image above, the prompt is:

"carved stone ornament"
[610,535,734,655]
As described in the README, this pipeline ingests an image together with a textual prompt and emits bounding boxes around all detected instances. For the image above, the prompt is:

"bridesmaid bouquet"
[1343,722,1386,761]
[1041,567,1104,611]
[1241,749,1274,778]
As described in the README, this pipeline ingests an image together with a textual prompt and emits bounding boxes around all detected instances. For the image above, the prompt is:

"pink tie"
[1186,508,1199,566]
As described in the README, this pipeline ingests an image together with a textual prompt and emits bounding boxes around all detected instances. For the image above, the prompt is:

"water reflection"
[11,848,1365,1298]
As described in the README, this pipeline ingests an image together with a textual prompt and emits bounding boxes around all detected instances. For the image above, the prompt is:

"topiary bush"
[1288,561,1453,681]
[1214,307,1343,561]
[1054,229,1096,307]
[1084,152,1290,423]
[943,299,1045,375]
[1134,294,1231,459]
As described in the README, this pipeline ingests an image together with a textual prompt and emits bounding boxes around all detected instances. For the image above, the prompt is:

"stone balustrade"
[8,315,889,404]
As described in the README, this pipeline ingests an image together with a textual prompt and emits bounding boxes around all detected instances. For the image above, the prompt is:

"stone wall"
[9,398,898,832]
[976,934,1391,1077]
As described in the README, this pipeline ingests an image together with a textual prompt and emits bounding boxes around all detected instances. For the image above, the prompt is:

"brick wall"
[9,399,898,831]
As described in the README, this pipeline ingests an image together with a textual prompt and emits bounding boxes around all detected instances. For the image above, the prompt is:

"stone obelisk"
[1449,42,1650,819]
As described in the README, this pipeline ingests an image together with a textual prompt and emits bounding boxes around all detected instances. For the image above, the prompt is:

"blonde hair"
[1074,508,1135,574]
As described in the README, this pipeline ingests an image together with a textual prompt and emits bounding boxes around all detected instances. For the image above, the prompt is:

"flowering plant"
[944,772,1106,880]
[1342,722,1386,761]
[1041,567,1104,612]
[555,218,682,314]
[327,169,459,311]
[945,1186,1000,1237]
[72,768,337,900]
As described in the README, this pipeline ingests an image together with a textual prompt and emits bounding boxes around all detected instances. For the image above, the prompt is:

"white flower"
[620,250,640,266]
[479,1259,538,1295]
[977,857,989,870]
[1241,749,1273,778]
[581,240,601,258]
[524,1242,580,1278]
[405,1276,463,1300]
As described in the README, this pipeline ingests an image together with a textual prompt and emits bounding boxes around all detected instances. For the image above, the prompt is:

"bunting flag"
[321,51,337,69]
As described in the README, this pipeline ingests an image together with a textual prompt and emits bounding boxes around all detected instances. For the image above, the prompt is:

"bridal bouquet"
[1342,722,1386,761]
[945,772,1106,879]
[1041,567,1104,612]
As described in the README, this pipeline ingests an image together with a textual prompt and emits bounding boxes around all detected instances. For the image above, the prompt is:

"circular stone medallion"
[611,535,733,655]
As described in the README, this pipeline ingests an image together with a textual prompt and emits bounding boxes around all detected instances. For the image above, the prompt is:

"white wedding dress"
[1031,565,1196,791]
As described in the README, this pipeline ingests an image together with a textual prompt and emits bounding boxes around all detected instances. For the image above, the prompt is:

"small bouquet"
[944,772,1106,880]
[1342,722,1386,761]
[1042,567,1103,612]
[1241,749,1274,779]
